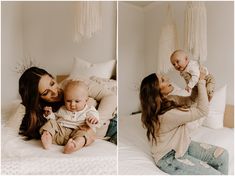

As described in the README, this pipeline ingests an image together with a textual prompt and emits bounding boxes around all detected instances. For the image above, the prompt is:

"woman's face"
[38,75,63,102]
[158,74,174,96]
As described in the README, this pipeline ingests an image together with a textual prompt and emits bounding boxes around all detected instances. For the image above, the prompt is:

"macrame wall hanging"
[74,1,102,43]
[157,4,179,74]
[184,1,207,63]
[14,56,40,74]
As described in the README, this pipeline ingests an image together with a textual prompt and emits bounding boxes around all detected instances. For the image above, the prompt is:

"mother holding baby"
[139,68,228,174]
[18,67,117,151]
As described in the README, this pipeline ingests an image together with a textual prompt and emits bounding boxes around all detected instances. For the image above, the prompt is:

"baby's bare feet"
[41,131,52,149]
[64,138,85,154]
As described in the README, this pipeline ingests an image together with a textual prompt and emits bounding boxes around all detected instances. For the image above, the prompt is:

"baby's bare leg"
[63,135,95,154]
[63,137,85,154]
[41,131,52,149]
[64,128,96,154]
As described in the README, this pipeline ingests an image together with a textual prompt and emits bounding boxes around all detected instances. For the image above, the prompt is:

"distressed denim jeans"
[156,141,229,175]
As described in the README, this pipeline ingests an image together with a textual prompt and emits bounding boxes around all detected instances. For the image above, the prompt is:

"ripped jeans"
[156,141,229,175]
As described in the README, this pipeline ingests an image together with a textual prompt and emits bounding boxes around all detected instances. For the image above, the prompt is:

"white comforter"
[1,100,117,175]
[1,126,117,175]
[119,113,234,175]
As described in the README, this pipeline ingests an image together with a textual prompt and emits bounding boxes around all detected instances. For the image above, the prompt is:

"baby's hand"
[43,106,52,117]
[185,86,192,93]
[86,116,98,125]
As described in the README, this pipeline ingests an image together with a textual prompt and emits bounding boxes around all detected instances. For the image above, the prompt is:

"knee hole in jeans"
[199,143,212,150]
[214,147,224,158]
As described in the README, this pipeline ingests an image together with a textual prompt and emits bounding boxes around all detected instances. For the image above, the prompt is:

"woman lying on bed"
[18,67,117,146]
[139,69,229,175]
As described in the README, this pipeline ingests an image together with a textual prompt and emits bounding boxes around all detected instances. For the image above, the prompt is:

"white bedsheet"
[119,113,234,175]
[1,126,117,175]
[1,101,117,175]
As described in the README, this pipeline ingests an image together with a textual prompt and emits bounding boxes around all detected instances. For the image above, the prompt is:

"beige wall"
[144,1,234,105]
[2,1,234,112]
[1,1,116,105]
[1,2,24,104]
[118,2,145,115]
[119,1,233,115]
[22,1,116,76]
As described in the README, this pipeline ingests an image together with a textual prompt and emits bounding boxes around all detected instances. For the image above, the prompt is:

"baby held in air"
[170,49,215,101]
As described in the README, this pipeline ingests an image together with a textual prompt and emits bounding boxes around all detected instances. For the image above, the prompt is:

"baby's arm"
[43,106,56,120]
[85,106,100,126]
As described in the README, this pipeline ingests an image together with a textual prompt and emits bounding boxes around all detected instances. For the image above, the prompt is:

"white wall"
[1,1,116,105]
[119,1,234,115]
[144,1,234,105]
[22,1,116,76]
[205,1,234,105]
[1,2,24,105]
[118,2,145,115]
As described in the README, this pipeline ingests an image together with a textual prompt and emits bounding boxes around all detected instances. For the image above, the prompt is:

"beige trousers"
[40,119,95,146]
[183,73,215,100]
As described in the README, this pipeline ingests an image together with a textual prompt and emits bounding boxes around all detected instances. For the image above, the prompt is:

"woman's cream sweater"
[151,80,209,163]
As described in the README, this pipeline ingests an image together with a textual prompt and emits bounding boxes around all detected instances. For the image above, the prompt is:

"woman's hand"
[199,66,207,80]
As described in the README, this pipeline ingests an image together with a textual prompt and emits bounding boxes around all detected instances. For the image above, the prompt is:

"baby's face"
[64,86,88,112]
[171,53,188,72]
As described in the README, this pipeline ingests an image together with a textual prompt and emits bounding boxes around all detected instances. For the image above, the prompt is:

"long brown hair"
[19,67,63,140]
[139,73,180,144]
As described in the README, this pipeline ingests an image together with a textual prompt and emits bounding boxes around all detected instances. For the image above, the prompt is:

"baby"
[40,80,99,154]
[170,49,215,101]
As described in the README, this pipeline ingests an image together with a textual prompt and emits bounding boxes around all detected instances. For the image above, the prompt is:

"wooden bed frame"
[56,75,69,83]
[224,104,234,128]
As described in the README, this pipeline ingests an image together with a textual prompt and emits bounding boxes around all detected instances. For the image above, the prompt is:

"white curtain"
[74,1,102,42]
[157,4,178,73]
[184,2,207,63]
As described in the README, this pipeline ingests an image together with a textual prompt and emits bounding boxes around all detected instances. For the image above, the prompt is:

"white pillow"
[69,57,116,80]
[203,85,227,129]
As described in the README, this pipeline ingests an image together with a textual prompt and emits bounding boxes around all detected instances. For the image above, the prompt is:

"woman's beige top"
[151,80,209,163]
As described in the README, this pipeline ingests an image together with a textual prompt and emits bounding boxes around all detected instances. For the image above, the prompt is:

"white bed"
[1,59,118,174]
[1,100,117,175]
[118,113,234,175]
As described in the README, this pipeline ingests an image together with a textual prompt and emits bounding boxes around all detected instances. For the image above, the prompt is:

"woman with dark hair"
[139,71,228,175]
[18,67,117,145]
[19,67,63,139]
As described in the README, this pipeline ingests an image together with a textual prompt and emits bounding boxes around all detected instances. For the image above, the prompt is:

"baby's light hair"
[64,80,88,98]
[170,49,186,59]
